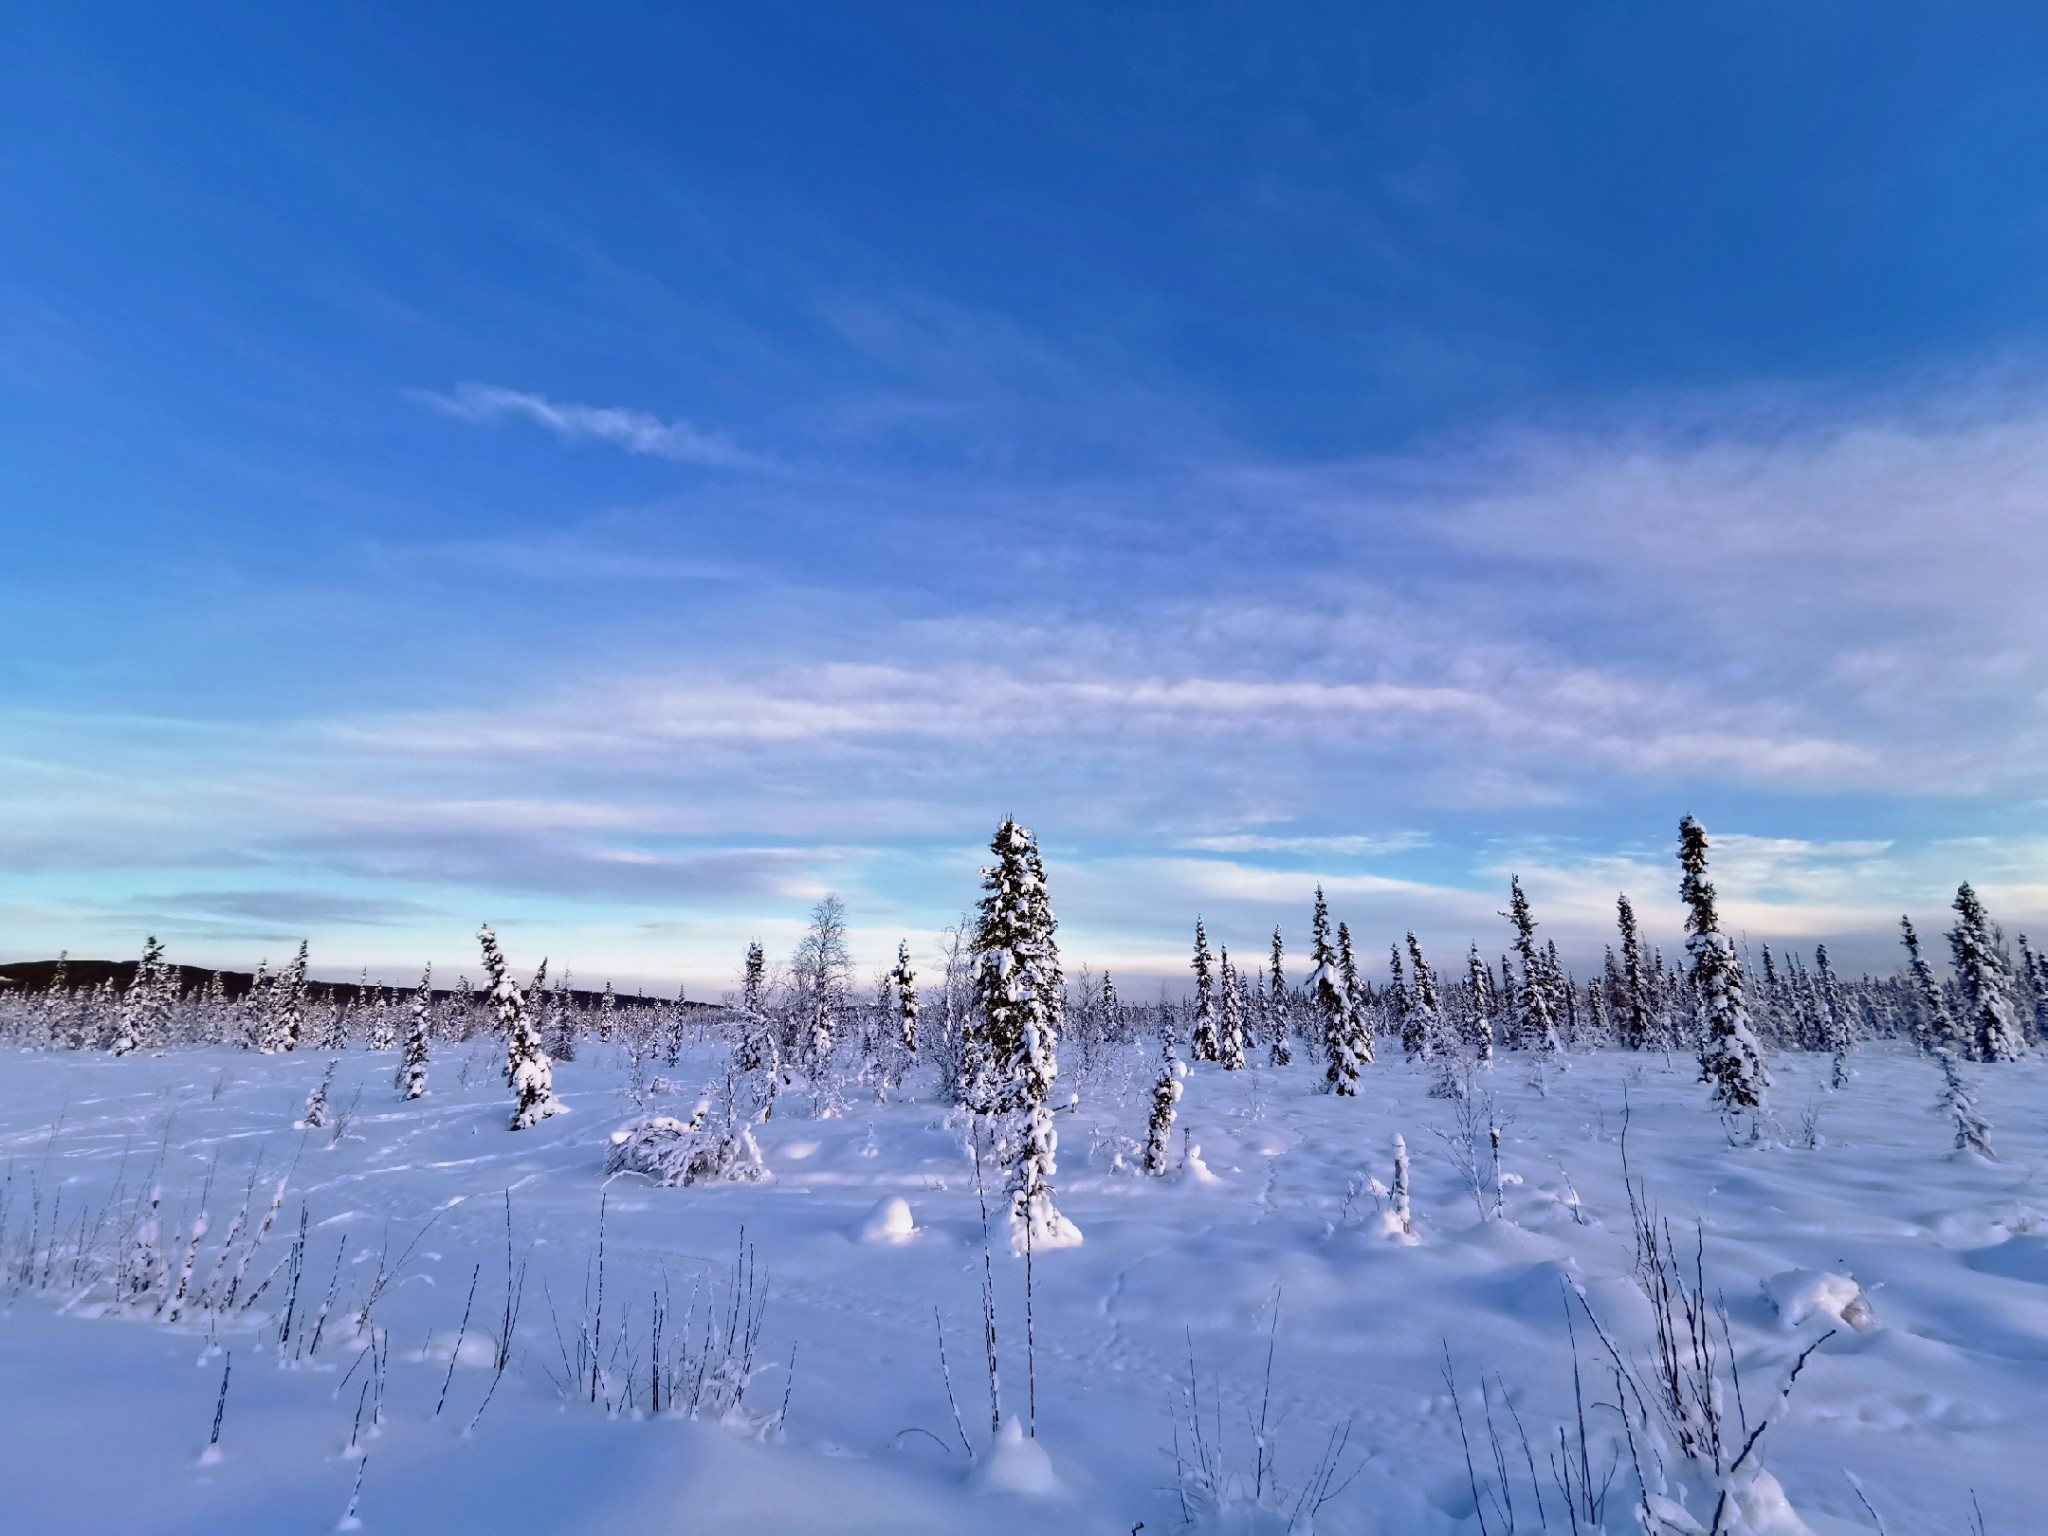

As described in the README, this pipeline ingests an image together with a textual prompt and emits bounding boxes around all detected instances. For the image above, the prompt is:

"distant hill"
[0,960,717,1010]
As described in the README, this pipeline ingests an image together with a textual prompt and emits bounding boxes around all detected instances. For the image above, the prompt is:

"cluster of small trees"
[1142,816,2040,1143]
[0,940,696,1089]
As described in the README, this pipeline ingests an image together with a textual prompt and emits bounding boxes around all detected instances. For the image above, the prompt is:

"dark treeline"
[0,957,693,1015]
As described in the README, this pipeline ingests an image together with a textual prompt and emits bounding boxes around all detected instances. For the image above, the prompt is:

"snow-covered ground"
[0,1038,2040,1534]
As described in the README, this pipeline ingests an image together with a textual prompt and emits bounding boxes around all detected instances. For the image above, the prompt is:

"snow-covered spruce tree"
[1465,944,1495,1068]
[1947,882,2027,1062]
[1495,952,1516,1041]
[952,943,997,1111]
[199,969,227,1044]
[38,952,74,1050]
[1678,816,1768,1116]
[1934,1047,1994,1158]
[398,964,431,1100]
[1615,893,1653,1049]
[1189,918,1220,1064]
[1266,927,1292,1066]
[1406,934,1462,1098]
[526,957,551,1063]
[298,1059,338,1130]
[1391,943,1420,1054]
[107,948,145,1056]
[1899,916,1955,1052]
[889,939,920,1052]
[156,945,186,1044]
[1545,939,1573,1044]
[282,940,310,1049]
[544,969,577,1062]
[1143,1034,1186,1175]
[1756,943,1783,1044]
[598,979,617,1044]
[661,983,689,1065]
[240,958,270,1050]
[479,925,562,1130]
[734,941,775,1067]
[1501,877,1558,1058]
[112,935,171,1056]
[1309,891,1358,1095]
[969,820,1080,1247]
[1337,920,1373,1068]
[1217,946,1248,1071]
[1813,945,1857,1087]
[79,976,115,1050]
[2016,934,2048,1045]
[258,941,309,1054]
[1400,935,1432,1052]
[1795,953,1828,1052]
[1585,974,1611,1049]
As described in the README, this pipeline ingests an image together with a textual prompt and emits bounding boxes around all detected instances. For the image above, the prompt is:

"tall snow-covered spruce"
[1503,877,1558,1057]
[255,941,308,1054]
[1188,919,1220,1063]
[1338,921,1368,1067]
[969,820,1081,1251]
[1678,816,1768,1116]
[1947,882,2026,1062]
[889,939,920,1052]
[398,963,431,1100]
[1900,915,1955,1052]
[1464,944,1495,1067]
[1615,893,1653,1049]
[734,941,777,1076]
[112,935,171,1056]
[1309,888,1359,1095]
[1217,945,1248,1071]
[479,925,562,1130]
[1813,944,1856,1087]
[1266,927,1292,1066]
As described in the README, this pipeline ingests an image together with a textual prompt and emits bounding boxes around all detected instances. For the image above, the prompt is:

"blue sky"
[6,5,2048,990]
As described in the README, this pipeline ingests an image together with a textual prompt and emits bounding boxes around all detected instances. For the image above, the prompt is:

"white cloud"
[414,383,763,469]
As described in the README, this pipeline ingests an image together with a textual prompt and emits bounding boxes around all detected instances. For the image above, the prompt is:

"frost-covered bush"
[608,1089,769,1187]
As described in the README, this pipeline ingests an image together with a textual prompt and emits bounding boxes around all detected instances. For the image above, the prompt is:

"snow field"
[0,1038,2041,1534]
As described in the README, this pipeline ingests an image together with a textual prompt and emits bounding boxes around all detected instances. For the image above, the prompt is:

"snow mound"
[1763,1269,1876,1332]
[858,1196,917,1245]
[1647,1466,1818,1536]
[973,1418,1059,1496]
[1375,1209,1421,1246]
[1010,1205,1084,1255]
[1178,1142,1225,1186]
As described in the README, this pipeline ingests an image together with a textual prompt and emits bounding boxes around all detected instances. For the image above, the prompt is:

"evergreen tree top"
[1677,815,1719,936]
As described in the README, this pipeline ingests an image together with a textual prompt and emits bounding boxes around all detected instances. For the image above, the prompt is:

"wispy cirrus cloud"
[412,383,766,470]
[1177,832,1431,857]
[325,652,1873,802]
